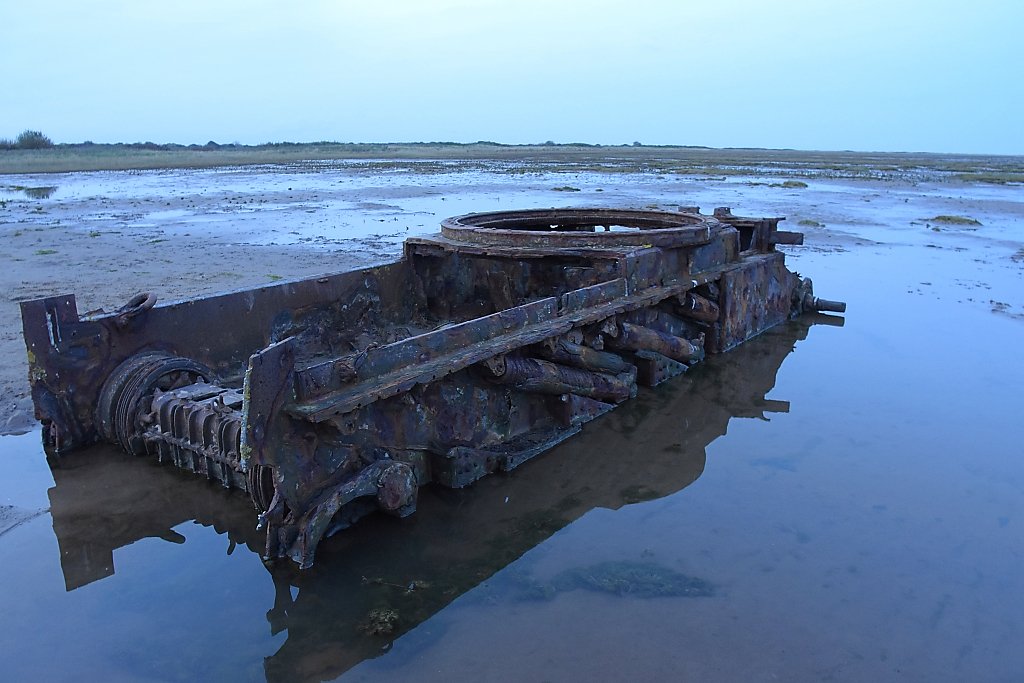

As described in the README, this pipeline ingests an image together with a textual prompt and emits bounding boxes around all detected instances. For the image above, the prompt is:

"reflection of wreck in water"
[46,314,839,681]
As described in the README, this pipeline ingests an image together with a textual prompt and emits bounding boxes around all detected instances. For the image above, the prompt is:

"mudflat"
[1,149,1023,682]
[1,150,1021,434]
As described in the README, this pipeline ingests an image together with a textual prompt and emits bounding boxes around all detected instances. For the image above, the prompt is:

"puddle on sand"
[0,176,1022,681]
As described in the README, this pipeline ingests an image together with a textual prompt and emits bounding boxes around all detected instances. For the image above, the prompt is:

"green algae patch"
[358,607,399,635]
[928,215,981,226]
[552,561,715,598]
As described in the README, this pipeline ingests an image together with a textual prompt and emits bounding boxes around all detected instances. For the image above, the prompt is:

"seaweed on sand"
[552,561,715,598]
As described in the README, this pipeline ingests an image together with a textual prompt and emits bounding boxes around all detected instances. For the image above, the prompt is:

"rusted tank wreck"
[21,207,844,568]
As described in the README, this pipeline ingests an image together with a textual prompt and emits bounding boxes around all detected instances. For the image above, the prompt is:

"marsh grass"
[0,142,1021,184]
[953,172,1024,184]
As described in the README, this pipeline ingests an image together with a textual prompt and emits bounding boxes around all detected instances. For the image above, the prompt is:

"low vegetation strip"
[0,139,1022,181]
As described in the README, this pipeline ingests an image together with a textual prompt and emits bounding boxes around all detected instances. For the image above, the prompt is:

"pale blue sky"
[3,0,1022,153]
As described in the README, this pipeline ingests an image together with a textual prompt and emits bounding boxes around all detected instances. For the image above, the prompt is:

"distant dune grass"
[0,141,1022,181]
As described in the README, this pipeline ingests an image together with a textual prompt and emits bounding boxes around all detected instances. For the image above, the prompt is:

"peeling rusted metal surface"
[20,207,844,568]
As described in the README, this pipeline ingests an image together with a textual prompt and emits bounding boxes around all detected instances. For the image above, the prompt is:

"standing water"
[1,169,1022,682]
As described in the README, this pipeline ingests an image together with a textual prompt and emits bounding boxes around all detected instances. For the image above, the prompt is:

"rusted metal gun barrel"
[482,355,634,403]
[809,297,847,313]
[535,337,632,375]
[676,292,720,323]
[794,277,846,314]
[607,322,705,364]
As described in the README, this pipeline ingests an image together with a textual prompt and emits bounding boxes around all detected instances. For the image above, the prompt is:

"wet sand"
[0,159,1022,681]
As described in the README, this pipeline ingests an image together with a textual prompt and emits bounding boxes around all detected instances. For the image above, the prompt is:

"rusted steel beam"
[772,230,804,245]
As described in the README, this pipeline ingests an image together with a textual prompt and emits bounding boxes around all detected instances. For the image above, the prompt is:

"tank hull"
[21,207,843,567]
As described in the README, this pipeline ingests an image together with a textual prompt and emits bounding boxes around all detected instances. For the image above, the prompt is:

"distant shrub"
[16,130,54,149]
[0,137,15,150]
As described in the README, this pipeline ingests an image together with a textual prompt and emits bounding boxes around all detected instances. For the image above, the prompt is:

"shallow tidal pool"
[1,168,1022,682]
